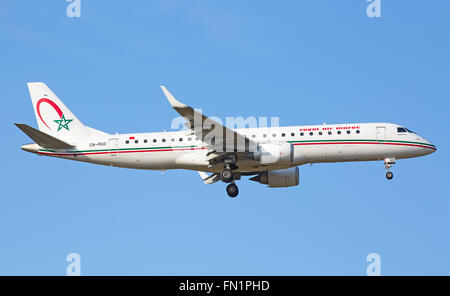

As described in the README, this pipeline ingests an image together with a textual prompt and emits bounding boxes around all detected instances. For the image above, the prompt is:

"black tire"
[221,169,234,183]
[386,171,394,180]
[226,183,239,198]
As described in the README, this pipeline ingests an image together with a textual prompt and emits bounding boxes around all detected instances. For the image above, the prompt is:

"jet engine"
[250,167,300,188]
[252,142,294,165]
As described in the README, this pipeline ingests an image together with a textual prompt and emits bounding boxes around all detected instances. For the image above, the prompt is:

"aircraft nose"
[423,139,437,154]
[430,142,437,153]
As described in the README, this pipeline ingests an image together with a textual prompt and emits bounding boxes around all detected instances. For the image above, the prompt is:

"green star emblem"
[54,114,73,131]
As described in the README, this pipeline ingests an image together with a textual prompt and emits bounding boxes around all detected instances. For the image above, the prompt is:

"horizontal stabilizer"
[15,123,74,149]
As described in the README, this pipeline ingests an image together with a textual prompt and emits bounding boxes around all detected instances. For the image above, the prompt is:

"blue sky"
[0,0,449,275]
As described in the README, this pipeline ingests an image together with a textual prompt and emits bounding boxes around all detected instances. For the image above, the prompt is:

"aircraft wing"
[160,86,258,155]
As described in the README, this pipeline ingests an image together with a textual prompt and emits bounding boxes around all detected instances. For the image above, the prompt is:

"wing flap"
[198,171,221,185]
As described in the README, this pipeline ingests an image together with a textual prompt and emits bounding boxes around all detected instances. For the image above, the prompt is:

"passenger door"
[108,138,119,157]
[376,127,386,142]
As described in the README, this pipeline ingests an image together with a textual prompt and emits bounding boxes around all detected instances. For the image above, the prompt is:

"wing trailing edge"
[198,171,221,185]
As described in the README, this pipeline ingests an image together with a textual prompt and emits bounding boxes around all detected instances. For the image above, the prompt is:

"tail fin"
[27,82,90,142]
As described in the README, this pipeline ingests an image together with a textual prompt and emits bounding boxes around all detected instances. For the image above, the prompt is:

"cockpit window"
[397,127,415,134]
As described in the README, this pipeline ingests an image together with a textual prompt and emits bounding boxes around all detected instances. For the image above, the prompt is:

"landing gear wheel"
[221,169,234,183]
[386,171,394,180]
[226,183,239,198]
[384,158,395,181]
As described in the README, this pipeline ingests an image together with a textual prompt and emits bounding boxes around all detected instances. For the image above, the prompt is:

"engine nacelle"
[250,167,300,188]
[252,142,294,165]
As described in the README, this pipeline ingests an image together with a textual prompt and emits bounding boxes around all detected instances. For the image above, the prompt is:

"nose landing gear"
[386,171,394,180]
[384,158,396,180]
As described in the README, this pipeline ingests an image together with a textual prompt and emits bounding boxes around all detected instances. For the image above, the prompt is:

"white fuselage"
[27,122,436,173]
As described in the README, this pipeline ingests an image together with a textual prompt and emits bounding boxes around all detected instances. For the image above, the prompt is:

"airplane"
[16,82,436,198]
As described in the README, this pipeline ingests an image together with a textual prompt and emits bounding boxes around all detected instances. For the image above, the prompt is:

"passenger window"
[356,130,360,134]
[291,133,295,137]
[171,138,175,142]
[263,134,267,138]
[337,131,341,135]
[300,132,304,136]
[272,134,276,137]
[179,138,183,141]
[125,140,129,144]
[347,130,350,134]
[282,133,286,137]
[319,131,323,135]
[153,139,157,143]
[188,137,192,141]
[328,131,332,135]
[135,140,139,144]
[144,139,148,143]
[309,132,313,136]
[162,138,166,142]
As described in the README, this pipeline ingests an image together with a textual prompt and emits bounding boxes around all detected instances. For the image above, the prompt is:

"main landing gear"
[221,163,239,198]
[220,166,234,184]
[226,183,239,198]
[384,158,396,180]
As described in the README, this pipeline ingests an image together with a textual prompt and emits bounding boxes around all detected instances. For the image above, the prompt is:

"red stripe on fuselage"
[37,141,436,157]
[38,147,208,156]
[292,141,436,150]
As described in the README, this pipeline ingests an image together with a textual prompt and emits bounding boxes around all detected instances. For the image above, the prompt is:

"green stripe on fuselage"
[288,139,435,147]
[38,138,435,155]
[39,145,200,154]
[66,145,198,153]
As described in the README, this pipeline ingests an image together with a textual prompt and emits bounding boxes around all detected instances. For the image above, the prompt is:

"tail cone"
[21,143,39,154]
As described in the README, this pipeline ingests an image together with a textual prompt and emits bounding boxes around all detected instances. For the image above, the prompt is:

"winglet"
[160,86,187,108]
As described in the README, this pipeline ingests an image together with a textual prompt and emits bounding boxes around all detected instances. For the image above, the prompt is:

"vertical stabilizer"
[27,82,90,142]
